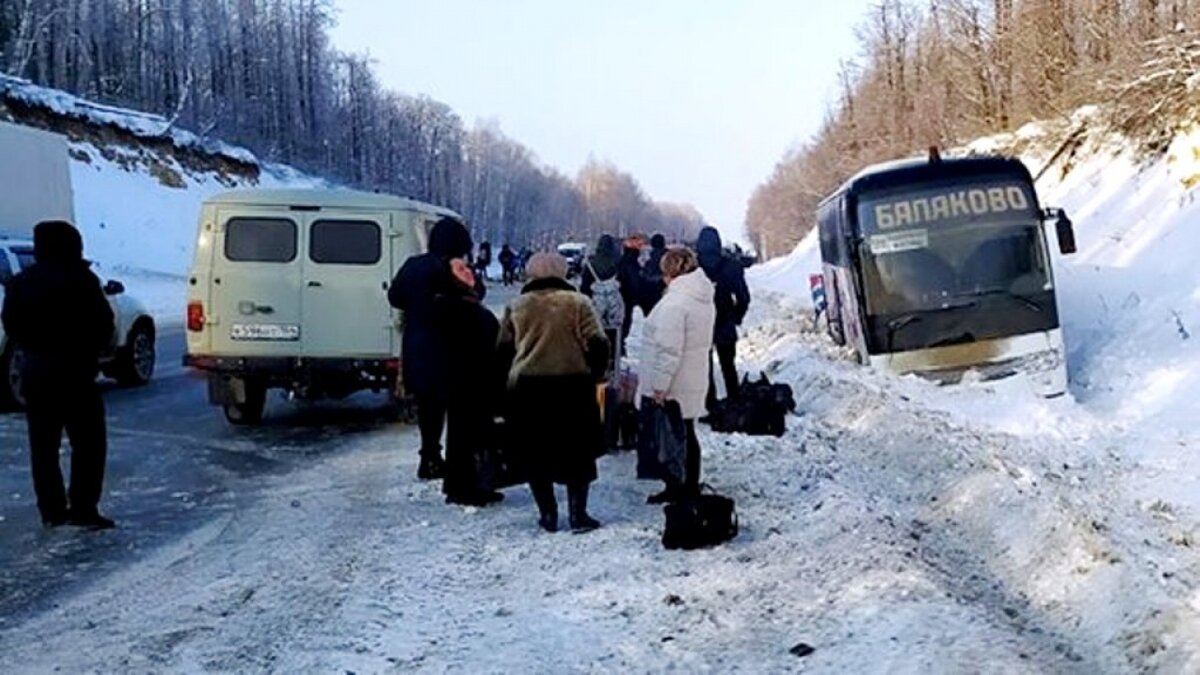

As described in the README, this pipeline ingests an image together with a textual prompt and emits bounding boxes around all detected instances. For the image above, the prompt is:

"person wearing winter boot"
[389,216,480,481]
[498,253,609,533]
[433,258,504,507]
[2,221,116,529]
[639,247,715,504]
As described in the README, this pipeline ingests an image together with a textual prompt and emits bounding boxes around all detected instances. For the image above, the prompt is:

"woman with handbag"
[498,253,610,533]
[639,247,716,504]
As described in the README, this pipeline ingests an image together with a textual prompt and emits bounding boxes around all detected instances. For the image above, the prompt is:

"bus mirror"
[1055,212,1077,255]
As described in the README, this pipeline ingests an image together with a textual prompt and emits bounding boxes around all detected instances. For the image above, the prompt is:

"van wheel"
[224,381,266,425]
[114,321,156,386]
[0,345,26,410]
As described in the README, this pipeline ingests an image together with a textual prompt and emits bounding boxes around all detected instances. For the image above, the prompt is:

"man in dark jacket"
[498,244,517,286]
[1,221,116,529]
[696,226,751,411]
[615,235,645,355]
[640,233,668,313]
[388,217,479,481]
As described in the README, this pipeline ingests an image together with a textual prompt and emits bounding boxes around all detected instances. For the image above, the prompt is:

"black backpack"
[662,486,738,550]
[706,373,796,437]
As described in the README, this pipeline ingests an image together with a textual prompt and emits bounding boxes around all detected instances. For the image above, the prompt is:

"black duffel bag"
[662,486,738,550]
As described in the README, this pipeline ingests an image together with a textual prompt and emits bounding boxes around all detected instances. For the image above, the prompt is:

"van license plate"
[231,324,300,341]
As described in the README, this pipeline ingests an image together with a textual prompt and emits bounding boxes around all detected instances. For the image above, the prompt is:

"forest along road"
[0,286,519,628]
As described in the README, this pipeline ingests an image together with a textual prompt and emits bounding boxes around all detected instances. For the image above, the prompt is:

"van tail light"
[187,302,205,332]
[384,359,401,373]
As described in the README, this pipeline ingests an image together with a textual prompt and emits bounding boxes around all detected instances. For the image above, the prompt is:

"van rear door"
[209,211,304,357]
[301,212,392,358]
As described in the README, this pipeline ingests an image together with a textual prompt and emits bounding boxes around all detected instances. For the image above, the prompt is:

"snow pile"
[1,74,257,164]
[745,228,819,298]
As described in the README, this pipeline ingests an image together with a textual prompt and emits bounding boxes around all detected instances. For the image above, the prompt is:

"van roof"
[204,188,462,219]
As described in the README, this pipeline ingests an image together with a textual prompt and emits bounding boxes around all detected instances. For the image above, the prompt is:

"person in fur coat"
[498,253,610,533]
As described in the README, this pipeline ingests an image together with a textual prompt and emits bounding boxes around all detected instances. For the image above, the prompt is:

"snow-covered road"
[5,293,1198,673]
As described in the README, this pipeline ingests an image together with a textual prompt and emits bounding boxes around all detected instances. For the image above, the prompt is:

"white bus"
[816,151,1077,397]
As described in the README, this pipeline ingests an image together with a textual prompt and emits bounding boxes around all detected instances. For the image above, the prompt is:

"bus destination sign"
[866,184,1035,232]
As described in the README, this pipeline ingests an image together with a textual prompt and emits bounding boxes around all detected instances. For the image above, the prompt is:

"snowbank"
[68,141,321,323]
[745,228,820,299]
[733,120,1200,669]
[1,74,257,164]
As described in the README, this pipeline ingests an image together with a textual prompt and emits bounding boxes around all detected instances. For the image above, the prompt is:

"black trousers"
[705,342,739,410]
[416,393,446,459]
[443,408,486,497]
[26,381,108,520]
[662,420,702,493]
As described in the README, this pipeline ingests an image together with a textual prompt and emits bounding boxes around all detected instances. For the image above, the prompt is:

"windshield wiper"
[884,300,978,350]
[982,290,1043,313]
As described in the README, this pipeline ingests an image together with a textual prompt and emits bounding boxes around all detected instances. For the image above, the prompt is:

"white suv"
[0,238,157,407]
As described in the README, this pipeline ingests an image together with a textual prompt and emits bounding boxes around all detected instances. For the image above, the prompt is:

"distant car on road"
[0,238,157,408]
[557,242,587,278]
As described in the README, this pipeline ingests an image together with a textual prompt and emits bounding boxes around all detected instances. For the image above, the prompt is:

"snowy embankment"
[743,117,1200,670]
[2,75,321,325]
[71,145,318,324]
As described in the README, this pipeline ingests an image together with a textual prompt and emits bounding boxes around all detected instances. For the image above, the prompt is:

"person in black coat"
[432,258,504,506]
[615,236,646,355]
[1,221,116,529]
[696,226,751,411]
[498,244,517,286]
[388,217,480,481]
[640,232,668,313]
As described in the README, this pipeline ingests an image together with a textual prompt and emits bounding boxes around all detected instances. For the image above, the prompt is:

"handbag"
[636,398,686,481]
[662,486,738,550]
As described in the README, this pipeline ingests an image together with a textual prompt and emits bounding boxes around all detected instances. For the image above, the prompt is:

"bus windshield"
[855,180,1051,317]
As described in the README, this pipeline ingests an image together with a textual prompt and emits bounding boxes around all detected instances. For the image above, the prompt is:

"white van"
[184,189,461,424]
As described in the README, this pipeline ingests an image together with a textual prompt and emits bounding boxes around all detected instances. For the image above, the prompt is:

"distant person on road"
[580,234,625,357]
[499,244,517,286]
[640,247,715,503]
[1,221,116,529]
[475,241,492,282]
[498,253,609,533]
[433,258,504,507]
[640,233,668,313]
[389,217,480,482]
[696,226,751,411]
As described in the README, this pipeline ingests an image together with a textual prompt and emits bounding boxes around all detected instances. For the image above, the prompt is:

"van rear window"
[225,218,297,262]
[310,220,381,265]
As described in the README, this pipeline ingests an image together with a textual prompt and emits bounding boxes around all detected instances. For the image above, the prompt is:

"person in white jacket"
[639,247,716,504]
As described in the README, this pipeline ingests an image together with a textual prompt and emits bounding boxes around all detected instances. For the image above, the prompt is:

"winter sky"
[329,0,871,245]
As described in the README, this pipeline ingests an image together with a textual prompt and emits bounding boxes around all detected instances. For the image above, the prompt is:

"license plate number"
[231,324,300,341]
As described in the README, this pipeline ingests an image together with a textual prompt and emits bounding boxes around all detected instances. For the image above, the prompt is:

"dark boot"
[67,510,115,530]
[417,455,445,481]
[568,483,600,534]
[530,481,558,533]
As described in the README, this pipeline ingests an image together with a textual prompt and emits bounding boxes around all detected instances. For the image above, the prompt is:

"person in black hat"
[1,220,116,529]
[696,226,750,411]
[389,217,482,481]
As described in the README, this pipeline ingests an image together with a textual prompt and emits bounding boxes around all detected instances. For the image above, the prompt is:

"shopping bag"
[636,398,687,481]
